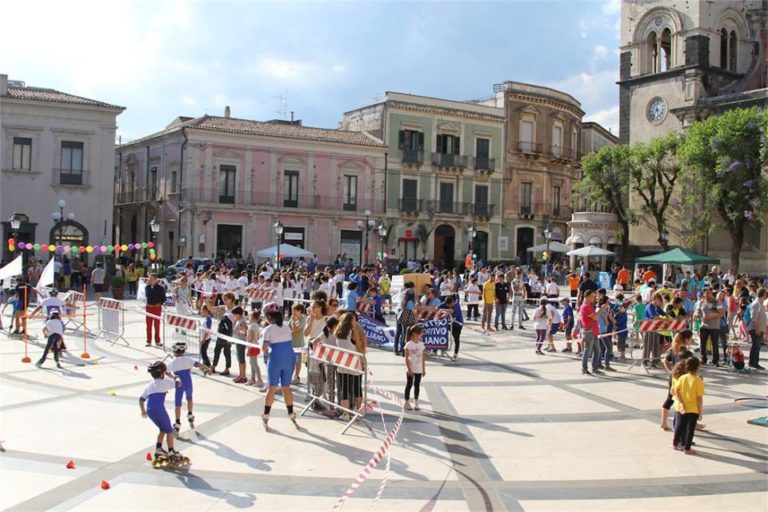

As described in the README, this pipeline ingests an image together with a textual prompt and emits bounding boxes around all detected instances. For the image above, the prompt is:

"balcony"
[473,156,495,173]
[548,145,579,162]
[180,188,385,213]
[431,152,467,170]
[472,203,495,218]
[517,202,572,220]
[517,141,543,155]
[399,198,420,214]
[53,168,89,187]
[424,200,470,216]
[520,203,535,218]
[401,149,424,166]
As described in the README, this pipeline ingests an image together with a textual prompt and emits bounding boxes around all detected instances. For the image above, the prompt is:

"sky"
[2,0,622,142]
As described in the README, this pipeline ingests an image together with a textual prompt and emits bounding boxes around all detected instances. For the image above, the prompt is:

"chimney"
[0,74,7,96]
[224,105,230,118]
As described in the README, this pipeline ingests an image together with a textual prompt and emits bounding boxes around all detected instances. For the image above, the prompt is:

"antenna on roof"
[276,91,288,120]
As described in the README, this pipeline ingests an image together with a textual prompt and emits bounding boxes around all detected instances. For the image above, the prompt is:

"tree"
[678,107,768,272]
[629,133,681,250]
[578,144,636,261]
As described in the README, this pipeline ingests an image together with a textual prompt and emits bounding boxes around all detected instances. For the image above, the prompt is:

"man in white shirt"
[30,289,65,318]
[91,263,106,300]
[747,288,767,370]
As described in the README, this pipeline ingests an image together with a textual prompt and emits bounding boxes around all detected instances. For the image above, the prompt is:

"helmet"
[49,310,61,319]
[147,360,167,379]
[50,288,59,296]
[262,302,280,314]
[172,342,187,353]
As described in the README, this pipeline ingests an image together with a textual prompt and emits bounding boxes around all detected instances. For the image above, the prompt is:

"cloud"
[602,0,620,15]
[585,106,620,135]
[545,69,619,133]
[593,45,609,60]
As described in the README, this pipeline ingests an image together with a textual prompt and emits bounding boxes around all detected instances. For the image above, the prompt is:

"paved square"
[1,302,767,511]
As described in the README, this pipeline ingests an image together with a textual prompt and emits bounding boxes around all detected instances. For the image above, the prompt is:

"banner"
[357,314,394,347]
[421,317,450,350]
[598,271,612,291]
[0,255,22,284]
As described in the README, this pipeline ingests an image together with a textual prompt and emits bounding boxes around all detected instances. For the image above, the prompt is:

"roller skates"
[261,413,270,429]
[187,412,195,430]
[151,448,170,469]
[173,420,181,438]
[168,449,190,468]
[289,412,299,429]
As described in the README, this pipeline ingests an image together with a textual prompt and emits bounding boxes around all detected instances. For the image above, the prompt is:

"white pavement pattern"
[1,300,767,511]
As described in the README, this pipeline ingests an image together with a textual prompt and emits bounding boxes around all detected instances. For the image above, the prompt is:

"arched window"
[720,28,728,69]
[648,31,658,73]
[660,29,672,71]
[729,30,737,71]
[49,219,88,247]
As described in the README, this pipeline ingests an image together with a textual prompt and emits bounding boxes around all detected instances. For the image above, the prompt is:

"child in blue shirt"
[613,294,629,361]
[559,298,575,353]
[140,361,186,466]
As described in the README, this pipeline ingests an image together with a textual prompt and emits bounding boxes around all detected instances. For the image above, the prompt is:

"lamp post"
[377,222,387,265]
[51,199,76,263]
[356,209,375,266]
[9,213,22,264]
[274,220,284,269]
[544,224,552,277]
[150,217,161,268]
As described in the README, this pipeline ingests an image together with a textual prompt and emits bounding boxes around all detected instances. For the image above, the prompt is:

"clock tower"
[617,0,768,271]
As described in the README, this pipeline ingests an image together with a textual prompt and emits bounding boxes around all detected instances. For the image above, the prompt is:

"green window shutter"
[418,132,424,151]
[436,135,443,153]
[398,130,405,150]
[454,137,461,155]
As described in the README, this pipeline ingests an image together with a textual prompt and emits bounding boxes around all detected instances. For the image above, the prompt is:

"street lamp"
[544,224,552,276]
[466,223,477,240]
[150,217,161,268]
[357,209,375,266]
[274,220,284,268]
[51,199,75,264]
[377,222,387,263]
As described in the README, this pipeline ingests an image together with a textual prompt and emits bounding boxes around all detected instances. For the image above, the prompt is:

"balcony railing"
[399,198,420,213]
[401,149,424,166]
[431,152,468,169]
[549,145,579,161]
[517,141,543,154]
[424,200,470,215]
[517,202,573,219]
[473,203,495,217]
[520,203,535,216]
[473,156,495,172]
[180,188,385,212]
[53,168,89,187]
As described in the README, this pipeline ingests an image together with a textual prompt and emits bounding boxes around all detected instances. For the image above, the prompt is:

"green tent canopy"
[636,247,719,265]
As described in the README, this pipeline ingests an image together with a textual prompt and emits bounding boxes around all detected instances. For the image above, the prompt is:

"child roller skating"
[168,342,212,437]
[139,361,191,468]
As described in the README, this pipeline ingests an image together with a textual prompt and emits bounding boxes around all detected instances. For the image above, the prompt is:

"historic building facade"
[114,108,387,265]
[476,82,584,265]
[619,0,768,272]
[341,92,505,267]
[0,74,124,264]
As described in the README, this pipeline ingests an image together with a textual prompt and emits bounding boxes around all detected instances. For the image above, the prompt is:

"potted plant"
[111,276,126,300]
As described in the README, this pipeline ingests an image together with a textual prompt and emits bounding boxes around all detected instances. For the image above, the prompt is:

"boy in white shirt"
[36,311,65,368]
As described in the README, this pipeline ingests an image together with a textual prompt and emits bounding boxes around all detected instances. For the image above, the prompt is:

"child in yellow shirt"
[671,357,704,454]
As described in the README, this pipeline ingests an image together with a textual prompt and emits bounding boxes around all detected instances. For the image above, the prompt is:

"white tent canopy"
[567,246,616,257]
[255,244,314,259]
[526,241,571,253]
[0,255,23,286]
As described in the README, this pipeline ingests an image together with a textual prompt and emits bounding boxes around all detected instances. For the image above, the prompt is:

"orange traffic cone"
[100,480,110,490]
[66,460,76,469]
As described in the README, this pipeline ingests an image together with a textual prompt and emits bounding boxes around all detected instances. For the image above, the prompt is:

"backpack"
[217,315,234,338]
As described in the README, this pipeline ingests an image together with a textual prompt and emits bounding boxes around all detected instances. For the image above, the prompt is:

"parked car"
[167,258,213,274]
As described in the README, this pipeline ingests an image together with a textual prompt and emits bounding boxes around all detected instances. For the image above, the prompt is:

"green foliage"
[399,269,413,275]
[416,224,434,256]
[110,276,126,288]
[678,107,767,271]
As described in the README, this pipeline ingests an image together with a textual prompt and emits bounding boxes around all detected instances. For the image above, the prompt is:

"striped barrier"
[638,318,687,332]
[164,312,202,359]
[62,290,95,336]
[96,297,128,346]
[247,288,275,300]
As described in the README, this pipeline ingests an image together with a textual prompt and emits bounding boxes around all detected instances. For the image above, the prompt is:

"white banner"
[36,258,55,298]
[0,255,22,285]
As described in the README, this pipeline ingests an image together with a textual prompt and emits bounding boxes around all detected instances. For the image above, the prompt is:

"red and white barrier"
[96,297,128,346]
[164,312,202,358]
[638,318,687,332]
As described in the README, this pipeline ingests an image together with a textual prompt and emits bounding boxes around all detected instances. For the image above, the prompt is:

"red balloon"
[7,238,14,245]
[78,246,86,253]
[147,242,155,249]
[41,244,49,251]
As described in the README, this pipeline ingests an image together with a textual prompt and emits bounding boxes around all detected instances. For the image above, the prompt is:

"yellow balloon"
[48,245,56,252]
[121,244,128,251]
[86,246,93,253]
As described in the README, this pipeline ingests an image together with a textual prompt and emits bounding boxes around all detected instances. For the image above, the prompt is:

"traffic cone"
[66,460,75,469]
[100,480,110,490]
[145,452,152,461]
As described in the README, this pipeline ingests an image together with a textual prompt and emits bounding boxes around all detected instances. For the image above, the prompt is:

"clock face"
[648,97,666,123]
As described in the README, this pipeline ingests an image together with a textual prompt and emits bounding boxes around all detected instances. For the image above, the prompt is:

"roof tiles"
[4,86,124,110]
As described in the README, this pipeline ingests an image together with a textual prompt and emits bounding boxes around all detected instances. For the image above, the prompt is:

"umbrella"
[636,247,719,265]
[255,244,314,259]
[526,241,571,253]
[567,246,616,257]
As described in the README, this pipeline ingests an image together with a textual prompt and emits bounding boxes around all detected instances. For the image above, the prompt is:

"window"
[12,137,31,170]
[648,31,658,73]
[149,166,158,199]
[729,30,737,72]
[475,138,491,170]
[439,182,454,213]
[720,28,728,69]
[436,134,460,155]
[551,125,562,156]
[402,179,418,212]
[219,164,236,204]
[520,120,535,152]
[60,141,84,185]
[660,28,671,71]
[475,185,489,216]
[553,186,561,216]
[521,182,532,215]
[571,129,578,159]
[283,170,299,207]
[343,175,358,211]
[398,129,424,151]
[170,171,177,194]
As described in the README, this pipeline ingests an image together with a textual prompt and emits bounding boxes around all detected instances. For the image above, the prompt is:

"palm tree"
[416,223,433,259]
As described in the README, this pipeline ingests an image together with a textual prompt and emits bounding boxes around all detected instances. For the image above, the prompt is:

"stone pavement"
[1,301,767,511]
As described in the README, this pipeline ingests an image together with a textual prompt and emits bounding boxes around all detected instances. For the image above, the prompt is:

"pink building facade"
[114,112,387,265]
